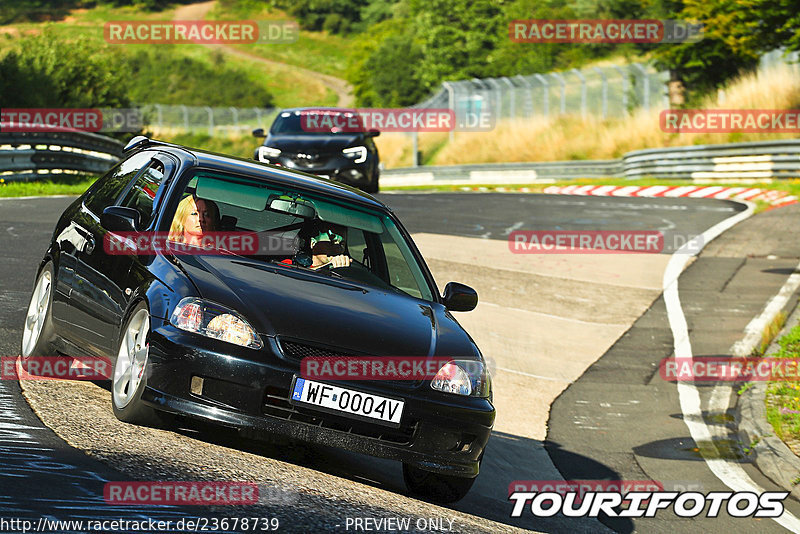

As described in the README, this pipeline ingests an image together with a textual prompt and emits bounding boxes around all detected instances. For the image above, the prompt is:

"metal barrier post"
[550,73,566,114]
[230,107,239,132]
[205,107,214,136]
[631,64,649,110]
[514,75,534,117]
[412,131,419,167]
[486,78,503,120]
[502,77,516,119]
[593,67,608,119]
[570,68,587,118]
[443,81,455,142]
[612,66,628,115]
[534,74,549,117]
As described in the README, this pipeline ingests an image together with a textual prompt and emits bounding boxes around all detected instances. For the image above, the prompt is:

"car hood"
[265,134,362,154]
[175,254,468,357]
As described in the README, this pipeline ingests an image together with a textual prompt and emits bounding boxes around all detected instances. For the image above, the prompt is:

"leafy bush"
[122,48,274,107]
[0,31,131,107]
[0,0,195,23]
[0,32,274,109]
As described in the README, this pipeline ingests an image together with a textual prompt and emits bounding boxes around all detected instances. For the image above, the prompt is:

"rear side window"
[119,160,165,228]
[85,151,154,216]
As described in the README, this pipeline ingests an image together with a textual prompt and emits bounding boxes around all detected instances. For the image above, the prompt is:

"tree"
[0,31,131,108]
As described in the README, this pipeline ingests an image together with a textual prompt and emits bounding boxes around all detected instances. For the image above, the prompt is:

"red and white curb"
[539,184,798,207]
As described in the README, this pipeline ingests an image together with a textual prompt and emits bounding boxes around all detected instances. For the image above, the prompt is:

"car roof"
[278,107,358,114]
[138,140,388,212]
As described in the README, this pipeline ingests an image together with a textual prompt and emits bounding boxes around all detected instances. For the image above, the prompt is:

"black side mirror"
[101,206,140,232]
[252,128,265,137]
[367,129,380,138]
[442,282,478,312]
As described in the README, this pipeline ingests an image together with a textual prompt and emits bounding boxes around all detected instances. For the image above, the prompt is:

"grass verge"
[765,316,800,454]
[0,175,97,198]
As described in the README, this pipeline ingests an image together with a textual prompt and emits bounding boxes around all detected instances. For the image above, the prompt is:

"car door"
[68,150,166,356]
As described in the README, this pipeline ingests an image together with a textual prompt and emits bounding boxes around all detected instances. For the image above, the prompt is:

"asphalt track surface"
[1,193,797,533]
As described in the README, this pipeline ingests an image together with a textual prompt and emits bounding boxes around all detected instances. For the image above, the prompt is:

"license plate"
[291,378,404,426]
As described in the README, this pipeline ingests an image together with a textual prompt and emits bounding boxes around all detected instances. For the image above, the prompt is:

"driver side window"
[85,151,155,216]
[345,228,370,267]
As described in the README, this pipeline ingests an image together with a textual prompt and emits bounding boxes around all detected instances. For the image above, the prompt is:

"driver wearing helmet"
[308,222,351,269]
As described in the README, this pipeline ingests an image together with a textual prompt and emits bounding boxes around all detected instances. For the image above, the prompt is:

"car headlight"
[342,146,367,164]
[430,360,490,397]
[170,297,263,349]
[258,146,281,161]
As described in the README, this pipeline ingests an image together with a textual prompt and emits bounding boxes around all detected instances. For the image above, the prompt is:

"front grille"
[262,386,418,445]
[287,153,331,168]
[281,340,342,360]
[277,338,423,389]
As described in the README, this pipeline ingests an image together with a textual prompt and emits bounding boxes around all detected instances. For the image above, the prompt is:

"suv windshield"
[167,170,434,301]
[270,110,366,135]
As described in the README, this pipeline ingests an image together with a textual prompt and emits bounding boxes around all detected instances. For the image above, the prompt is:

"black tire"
[111,302,171,427]
[20,262,56,360]
[402,463,477,503]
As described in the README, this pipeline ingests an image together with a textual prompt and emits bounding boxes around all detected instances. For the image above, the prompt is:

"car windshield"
[167,170,434,301]
[270,110,366,135]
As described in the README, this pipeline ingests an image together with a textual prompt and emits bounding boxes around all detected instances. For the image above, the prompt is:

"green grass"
[0,3,336,108]
[0,175,96,197]
[156,132,257,160]
[208,1,352,77]
[765,318,800,444]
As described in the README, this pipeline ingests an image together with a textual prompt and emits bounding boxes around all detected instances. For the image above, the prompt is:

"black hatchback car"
[253,108,380,194]
[21,137,494,503]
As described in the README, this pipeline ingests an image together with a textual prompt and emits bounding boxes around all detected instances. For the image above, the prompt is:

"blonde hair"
[169,195,197,243]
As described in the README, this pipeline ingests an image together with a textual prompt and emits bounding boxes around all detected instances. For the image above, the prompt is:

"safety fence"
[0,130,124,182]
[2,133,799,187]
[381,140,800,187]
[140,105,279,136]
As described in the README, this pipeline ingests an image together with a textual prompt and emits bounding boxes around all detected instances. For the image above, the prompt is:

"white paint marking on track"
[664,200,800,532]
[635,185,671,197]
[502,221,524,235]
[730,269,800,358]
[589,185,618,196]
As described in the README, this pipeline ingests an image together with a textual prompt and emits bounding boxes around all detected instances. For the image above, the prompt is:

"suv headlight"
[430,360,490,397]
[258,146,281,161]
[342,146,367,163]
[170,297,263,349]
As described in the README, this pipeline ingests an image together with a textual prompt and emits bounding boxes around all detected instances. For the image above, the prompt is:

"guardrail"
[0,129,124,182]
[382,140,800,187]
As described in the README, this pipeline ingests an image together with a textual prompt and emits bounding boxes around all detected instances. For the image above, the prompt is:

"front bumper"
[259,154,374,188]
[144,324,495,477]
